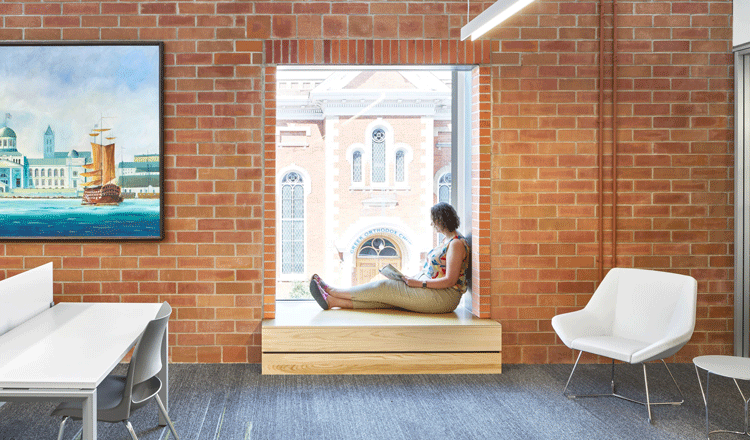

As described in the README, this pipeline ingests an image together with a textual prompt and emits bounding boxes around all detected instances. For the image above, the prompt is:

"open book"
[379,264,405,282]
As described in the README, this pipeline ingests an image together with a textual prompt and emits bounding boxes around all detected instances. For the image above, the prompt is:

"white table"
[0,302,167,440]
[694,355,750,439]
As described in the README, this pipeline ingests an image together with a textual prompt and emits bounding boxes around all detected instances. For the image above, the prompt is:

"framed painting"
[0,42,163,240]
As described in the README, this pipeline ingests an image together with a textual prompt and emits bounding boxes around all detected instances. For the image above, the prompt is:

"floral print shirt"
[421,232,470,293]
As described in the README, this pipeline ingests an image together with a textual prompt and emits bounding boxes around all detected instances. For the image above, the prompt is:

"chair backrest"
[605,268,697,343]
[0,262,54,336]
[129,302,172,387]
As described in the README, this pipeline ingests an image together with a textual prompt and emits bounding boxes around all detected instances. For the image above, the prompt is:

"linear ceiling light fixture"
[460,0,536,41]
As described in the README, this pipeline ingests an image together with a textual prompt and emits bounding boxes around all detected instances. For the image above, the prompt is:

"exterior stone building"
[0,122,91,193]
[276,70,454,298]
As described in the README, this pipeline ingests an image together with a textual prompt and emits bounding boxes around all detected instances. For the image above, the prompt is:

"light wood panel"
[262,302,502,375]
[262,352,502,375]
[264,301,490,327]
[263,326,501,352]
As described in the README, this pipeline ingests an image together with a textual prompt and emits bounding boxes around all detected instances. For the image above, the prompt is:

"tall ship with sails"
[81,126,122,205]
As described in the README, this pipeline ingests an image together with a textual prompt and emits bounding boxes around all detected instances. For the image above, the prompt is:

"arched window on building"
[439,172,452,204]
[281,171,305,274]
[41,169,45,177]
[60,169,64,177]
[371,128,386,183]
[355,237,401,284]
[437,172,452,243]
[53,169,58,177]
[358,237,398,258]
[395,150,405,183]
[34,169,38,177]
[352,150,362,183]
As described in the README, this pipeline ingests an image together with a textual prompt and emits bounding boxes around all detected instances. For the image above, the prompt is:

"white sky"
[0,45,160,161]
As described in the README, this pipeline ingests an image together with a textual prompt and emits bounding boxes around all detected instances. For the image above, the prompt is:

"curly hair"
[431,202,460,233]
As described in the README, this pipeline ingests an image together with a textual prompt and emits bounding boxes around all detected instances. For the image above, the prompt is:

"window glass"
[352,150,362,183]
[371,128,386,183]
[275,67,471,300]
[281,172,304,274]
[395,150,405,183]
[439,172,451,204]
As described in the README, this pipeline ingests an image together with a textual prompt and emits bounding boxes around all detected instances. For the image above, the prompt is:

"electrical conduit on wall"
[598,0,618,282]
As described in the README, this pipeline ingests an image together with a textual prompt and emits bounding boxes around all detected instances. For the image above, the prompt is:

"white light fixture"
[460,0,536,41]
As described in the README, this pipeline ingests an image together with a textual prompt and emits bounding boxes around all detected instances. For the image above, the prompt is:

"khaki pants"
[348,279,462,314]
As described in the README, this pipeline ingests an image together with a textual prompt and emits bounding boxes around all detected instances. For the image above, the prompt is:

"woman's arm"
[403,239,466,289]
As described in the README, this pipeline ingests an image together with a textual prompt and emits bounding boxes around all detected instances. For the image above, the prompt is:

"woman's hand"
[401,276,424,288]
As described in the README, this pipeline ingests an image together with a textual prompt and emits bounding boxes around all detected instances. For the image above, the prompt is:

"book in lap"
[379,264,405,282]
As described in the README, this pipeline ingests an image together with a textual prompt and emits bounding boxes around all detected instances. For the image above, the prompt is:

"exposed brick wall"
[491,0,734,363]
[0,0,734,364]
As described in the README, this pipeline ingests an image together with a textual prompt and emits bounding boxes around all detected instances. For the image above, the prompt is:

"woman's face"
[431,218,443,235]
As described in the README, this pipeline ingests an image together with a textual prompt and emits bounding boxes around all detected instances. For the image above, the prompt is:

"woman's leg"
[323,278,461,313]
[325,280,391,309]
[327,295,353,309]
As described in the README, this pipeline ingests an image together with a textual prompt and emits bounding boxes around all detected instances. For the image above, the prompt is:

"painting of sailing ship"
[82,125,122,205]
[0,43,163,240]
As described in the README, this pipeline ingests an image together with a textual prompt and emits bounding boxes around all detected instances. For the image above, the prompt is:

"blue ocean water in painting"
[0,199,160,238]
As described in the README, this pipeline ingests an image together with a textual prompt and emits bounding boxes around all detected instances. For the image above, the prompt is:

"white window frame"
[393,144,413,189]
[345,143,366,188]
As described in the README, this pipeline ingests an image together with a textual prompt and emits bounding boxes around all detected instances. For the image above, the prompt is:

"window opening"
[275,66,474,301]
[352,150,362,183]
[395,150,405,183]
[439,172,452,204]
[281,171,304,274]
[358,237,398,257]
[371,128,386,183]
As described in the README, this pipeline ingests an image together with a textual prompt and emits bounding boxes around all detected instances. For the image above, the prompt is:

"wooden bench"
[262,301,502,375]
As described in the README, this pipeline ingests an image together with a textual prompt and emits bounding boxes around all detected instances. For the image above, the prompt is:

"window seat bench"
[261,301,502,375]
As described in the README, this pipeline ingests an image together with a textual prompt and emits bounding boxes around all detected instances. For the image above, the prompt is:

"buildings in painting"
[118,154,160,197]
[276,70,454,297]
[0,123,91,193]
[0,121,159,197]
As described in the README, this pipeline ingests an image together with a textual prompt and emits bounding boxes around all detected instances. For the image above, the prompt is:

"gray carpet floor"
[0,363,744,439]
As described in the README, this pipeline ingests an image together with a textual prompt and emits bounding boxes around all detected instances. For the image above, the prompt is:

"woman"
[309,202,470,314]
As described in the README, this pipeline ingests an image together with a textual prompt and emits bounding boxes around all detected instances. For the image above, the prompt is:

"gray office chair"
[53,302,180,440]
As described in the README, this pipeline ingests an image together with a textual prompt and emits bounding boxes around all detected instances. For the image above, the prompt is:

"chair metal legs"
[155,394,181,440]
[57,417,83,440]
[58,399,179,440]
[124,420,139,440]
[562,350,685,423]
[121,399,179,440]
[57,416,69,440]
